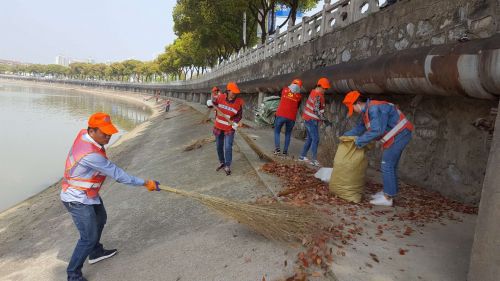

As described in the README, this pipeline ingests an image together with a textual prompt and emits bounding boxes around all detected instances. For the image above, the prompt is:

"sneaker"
[370,191,384,199]
[298,156,309,162]
[369,196,393,207]
[88,249,117,264]
[273,148,281,155]
[310,160,321,167]
[68,276,88,281]
[216,163,225,171]
[224,166,231,176]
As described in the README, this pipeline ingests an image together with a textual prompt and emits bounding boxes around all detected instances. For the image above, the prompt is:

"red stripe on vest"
[214,94,244,131]
[62,129,108,198]
[302,89,324,121]
[363,100,414,149]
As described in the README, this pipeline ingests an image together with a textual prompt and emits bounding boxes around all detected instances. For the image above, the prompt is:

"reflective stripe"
[67,179,102,189]
[380,118,408,143]
[218,104,238,114]
[305,103,315,111]
[304,110,320,119]
[215,118,230,126]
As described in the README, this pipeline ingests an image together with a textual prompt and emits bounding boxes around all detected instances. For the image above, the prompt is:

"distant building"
[55,55,69,67]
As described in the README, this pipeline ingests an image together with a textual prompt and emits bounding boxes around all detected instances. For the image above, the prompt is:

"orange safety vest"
[363,100,414,149]
[302,89,325,121]
[61,129,107,198]
[214,94,244,131]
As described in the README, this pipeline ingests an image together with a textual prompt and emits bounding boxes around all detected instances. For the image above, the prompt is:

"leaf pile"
[260,162,478,279]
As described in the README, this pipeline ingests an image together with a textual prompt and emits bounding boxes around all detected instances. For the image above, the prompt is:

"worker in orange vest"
[211,86,221,100]
[298,77,331,167]
[342,91,413,206]
[274,78,303,157]
[61,113,161,281]
[164,99,171,112]
[210,82,244,175]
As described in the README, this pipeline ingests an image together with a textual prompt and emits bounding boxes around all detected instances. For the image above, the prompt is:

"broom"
[198,108,213,124]
[213,107,275,163]
[159,184,327,242]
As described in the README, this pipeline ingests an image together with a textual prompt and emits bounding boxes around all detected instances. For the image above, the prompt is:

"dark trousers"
[215,131,235,167]
[63,200,107,279]
[274,116,295,153]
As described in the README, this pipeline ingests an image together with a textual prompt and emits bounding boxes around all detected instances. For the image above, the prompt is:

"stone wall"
[216,0,498,87]
[195,89,495,204]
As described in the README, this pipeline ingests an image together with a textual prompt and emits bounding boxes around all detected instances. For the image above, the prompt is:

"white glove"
[206,99,214,108]
[231,123,239,131]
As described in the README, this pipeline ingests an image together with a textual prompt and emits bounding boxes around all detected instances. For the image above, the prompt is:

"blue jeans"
[274,116,295,153]
[215,131,235,167]
[300,119,320,160]
[381,129,412,196]
[63,200,107,280]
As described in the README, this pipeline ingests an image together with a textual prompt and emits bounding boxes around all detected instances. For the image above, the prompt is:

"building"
[55,55,69,67]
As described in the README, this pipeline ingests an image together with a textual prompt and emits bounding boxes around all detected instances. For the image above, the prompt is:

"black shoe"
[216,163,225,171]
[224,166,231,176]
[68,276,88,281]
[281,151,289,158]
[273,148,281,155]
[88,249,117,264]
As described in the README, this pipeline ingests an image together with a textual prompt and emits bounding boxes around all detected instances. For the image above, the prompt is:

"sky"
[0,0,177,64]
[0,0,325,65]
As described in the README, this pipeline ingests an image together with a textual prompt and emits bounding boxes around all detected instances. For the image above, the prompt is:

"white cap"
[288,84,301,94]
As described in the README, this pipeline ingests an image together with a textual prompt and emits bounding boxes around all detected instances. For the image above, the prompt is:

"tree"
[278,0,319,27]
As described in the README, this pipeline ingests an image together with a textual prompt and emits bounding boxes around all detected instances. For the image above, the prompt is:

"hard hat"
[226,82,241,94]
[342,91,361,117]
[291,78,303,88]
[88,112,118,135]
[317,77,331,89]
[211,86,219,93]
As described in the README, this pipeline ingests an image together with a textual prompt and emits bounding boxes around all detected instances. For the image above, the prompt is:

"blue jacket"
[344,99,406,148]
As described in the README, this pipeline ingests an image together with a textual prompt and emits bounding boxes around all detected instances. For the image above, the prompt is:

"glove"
[206,99,214,108]
[144,180,160,191]
[231,123,239,131]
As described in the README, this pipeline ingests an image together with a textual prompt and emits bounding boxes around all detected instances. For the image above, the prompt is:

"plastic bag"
[314,168,333,183]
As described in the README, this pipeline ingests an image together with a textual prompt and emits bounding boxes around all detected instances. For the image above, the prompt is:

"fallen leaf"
[369,253,379,263]
[311,271,323,277]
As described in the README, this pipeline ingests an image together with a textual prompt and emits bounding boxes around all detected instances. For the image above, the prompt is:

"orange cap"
[211,86,219,93]
[88,112,118,135]
[317,77,331,89]
[291,78,303,88]
[226,82,241,94]
[342,91,361,117]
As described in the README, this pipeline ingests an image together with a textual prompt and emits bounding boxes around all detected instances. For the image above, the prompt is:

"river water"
[0,82,152,212]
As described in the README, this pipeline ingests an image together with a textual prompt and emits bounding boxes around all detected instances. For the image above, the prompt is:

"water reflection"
[0,83,152,212]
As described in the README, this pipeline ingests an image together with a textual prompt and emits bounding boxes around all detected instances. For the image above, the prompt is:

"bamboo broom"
[159,185,327,242]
